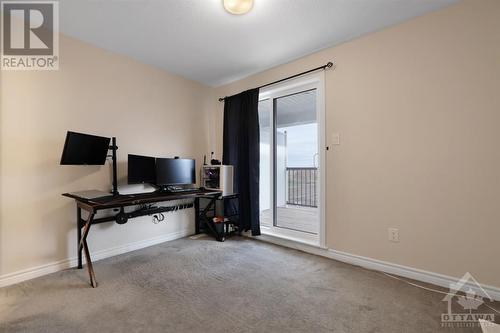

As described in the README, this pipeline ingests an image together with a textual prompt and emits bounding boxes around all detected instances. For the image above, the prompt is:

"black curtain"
[223,88,260,236]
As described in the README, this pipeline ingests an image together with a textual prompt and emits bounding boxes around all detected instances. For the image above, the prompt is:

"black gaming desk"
[63,189,221,288]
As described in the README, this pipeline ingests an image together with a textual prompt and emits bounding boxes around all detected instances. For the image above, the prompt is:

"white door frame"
[259,72,326,248]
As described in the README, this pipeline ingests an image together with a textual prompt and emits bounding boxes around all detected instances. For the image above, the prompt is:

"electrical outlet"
[388,228,399,242]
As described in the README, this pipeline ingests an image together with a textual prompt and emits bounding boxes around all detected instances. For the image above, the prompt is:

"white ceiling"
[59,0,457,87]
[260,90,317,128]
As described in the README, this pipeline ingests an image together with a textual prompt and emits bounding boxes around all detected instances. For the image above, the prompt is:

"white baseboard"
[327,249,500,301]
[0,229,192,288]
[253,234,500,301]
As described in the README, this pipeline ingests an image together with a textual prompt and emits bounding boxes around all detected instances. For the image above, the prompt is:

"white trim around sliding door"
[258,72,326,248]
[317,71,326,249]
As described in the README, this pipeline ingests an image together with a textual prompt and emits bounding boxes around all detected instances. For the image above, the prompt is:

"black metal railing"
[286,167,318,208]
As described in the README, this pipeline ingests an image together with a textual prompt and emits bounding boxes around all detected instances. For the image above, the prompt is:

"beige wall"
[0,35,214,277]
[212,0,500,287]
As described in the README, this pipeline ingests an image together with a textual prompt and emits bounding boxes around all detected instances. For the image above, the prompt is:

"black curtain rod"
[218,61,334,102]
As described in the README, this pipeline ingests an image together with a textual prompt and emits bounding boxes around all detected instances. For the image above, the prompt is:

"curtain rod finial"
[219,97,225,102]
[326,61,334,68]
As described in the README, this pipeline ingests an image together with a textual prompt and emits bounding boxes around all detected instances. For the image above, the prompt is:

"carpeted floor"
[0,236,497,332]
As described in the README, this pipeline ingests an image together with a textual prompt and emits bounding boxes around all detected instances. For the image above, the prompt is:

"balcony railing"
[286,167,318,208]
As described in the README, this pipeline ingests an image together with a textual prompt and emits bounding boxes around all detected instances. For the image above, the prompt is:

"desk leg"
[79,212,97,288]
[195,197,200,234]
[77,207,82,269]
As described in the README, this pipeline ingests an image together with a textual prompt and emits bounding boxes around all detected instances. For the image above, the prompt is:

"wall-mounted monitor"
[156,158,196,185]
[128,154,156,184]
[60,131,111,165]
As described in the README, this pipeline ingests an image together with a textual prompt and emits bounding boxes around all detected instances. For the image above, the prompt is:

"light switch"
[331,133,340,145]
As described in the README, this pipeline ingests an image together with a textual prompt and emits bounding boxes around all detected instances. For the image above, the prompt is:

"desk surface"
[63,189,221,210]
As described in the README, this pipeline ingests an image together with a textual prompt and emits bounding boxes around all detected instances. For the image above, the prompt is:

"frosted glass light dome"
[223,0,254,15]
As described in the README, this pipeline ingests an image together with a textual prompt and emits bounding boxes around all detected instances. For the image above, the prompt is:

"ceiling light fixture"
[223,0,253,15]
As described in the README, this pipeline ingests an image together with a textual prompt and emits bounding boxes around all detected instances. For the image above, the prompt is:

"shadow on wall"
[34,135,103,188]
[41,199,76,265]
[38,156,122,266]
[112,160,128,189]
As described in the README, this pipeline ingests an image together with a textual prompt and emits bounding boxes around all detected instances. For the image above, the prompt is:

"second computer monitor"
[156,158,196,185]
[128,154,156,184]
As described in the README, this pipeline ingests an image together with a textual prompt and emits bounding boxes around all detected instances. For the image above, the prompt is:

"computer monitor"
[60,131,111,165]
[156,158,196,185]
[128,154,156,184]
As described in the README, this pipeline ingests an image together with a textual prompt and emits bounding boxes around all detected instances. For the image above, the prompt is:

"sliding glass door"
[258,74,325,246]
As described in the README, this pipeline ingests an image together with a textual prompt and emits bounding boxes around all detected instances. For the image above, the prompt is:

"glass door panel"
[258,99,273,228]
[275,90,319,234]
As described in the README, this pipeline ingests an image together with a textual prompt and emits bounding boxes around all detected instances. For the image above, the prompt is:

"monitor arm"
[109,137,119,196]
